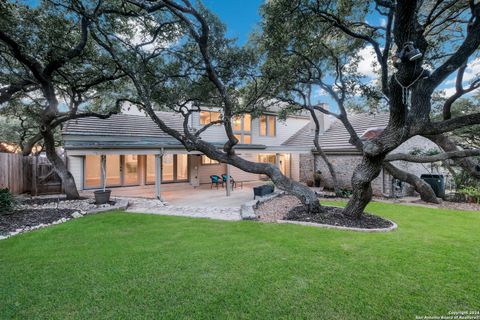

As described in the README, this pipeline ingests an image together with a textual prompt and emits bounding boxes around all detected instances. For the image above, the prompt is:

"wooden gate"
[30,156,62,196]
[0,153,62,195]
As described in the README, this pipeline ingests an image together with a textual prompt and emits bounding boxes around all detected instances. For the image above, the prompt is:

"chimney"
[309,103,328,134]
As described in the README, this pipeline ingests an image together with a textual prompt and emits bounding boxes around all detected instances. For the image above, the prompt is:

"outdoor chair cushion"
[210,175,221,183]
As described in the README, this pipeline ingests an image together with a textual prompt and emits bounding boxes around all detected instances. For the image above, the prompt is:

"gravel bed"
[256,195,301,222]
[0,208,77,236]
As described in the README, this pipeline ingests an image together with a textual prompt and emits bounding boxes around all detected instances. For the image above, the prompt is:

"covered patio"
[81,181,266,208]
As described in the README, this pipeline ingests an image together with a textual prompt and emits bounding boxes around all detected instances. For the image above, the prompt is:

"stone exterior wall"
[301,135,449,197]
[299,153,314,183]
[313,154,387,196]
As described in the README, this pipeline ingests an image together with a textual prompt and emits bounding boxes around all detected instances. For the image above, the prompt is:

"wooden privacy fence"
[0,153,62,195]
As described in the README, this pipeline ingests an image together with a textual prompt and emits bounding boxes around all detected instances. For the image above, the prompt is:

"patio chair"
[222,174,236,189]
[210,175,223,189]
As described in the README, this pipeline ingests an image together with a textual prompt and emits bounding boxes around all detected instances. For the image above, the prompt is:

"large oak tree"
[258,0,480,218]
[0,1,125,198]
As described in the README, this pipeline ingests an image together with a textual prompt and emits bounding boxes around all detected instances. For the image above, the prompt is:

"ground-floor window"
[257,153,291,178]
[201,155,219,165]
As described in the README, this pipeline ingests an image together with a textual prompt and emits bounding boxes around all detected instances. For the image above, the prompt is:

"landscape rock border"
[240,191,284,219]
[277,218,398,233]
[0,199,129,241]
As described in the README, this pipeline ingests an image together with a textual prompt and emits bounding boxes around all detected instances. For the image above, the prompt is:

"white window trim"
[260,115,276,137]
[233,114,252,144]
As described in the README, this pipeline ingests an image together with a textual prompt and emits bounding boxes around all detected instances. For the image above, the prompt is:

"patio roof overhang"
[63,133,312,156]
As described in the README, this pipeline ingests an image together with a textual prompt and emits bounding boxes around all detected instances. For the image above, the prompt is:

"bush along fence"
[0,153,62,196]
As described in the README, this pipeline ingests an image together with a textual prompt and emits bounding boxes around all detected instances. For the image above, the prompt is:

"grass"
[1,201,479,319]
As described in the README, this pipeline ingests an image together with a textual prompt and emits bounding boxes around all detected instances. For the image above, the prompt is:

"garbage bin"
[420,174,445,198]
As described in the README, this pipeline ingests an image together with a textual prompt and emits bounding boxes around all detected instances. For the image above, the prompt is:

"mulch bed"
[0,208,76,236]
[284,205,394,229]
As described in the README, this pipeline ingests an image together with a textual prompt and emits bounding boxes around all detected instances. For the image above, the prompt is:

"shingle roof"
[62,112,183,139]
[282,113,390,152]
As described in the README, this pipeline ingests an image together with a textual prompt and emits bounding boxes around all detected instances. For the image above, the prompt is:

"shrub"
[0,188,16,214]
[458,186,480,204]
[453,169,480,191]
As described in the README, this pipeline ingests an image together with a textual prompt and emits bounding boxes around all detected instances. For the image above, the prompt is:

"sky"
[202,0,263,45]
[24,0,264,45]
[20,0,479,112]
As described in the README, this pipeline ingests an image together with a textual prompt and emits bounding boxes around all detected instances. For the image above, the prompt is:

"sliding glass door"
[84,154,189,189]
[146,155,156,184]
[105,155,121,186]
[84,155,102,188]
[123,155,139,185]
[176,154,188,180]
[162,154,174,182]
[146,154,189,184]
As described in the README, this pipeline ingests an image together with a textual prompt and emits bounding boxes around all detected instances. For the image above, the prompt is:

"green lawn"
[1,202,479,319]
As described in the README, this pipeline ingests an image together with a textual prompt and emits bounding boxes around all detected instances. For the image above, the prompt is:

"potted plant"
[94,156,111,204]
[313,170,322,188]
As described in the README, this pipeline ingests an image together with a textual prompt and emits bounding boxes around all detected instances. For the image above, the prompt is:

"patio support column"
[275,153,280,168]
[100,155,106,190]
[155,154,162,200]
[226,164,231,197]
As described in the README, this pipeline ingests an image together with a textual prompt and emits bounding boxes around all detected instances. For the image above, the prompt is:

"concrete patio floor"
[81,181,265,208]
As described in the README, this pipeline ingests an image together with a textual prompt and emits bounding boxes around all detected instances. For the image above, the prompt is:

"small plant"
[0,188,16,214]
[458,186,480,203]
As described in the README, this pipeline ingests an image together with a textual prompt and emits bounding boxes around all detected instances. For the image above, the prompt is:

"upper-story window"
[200,111,221,125]
[233,114,251,144]
[260,115,276,137]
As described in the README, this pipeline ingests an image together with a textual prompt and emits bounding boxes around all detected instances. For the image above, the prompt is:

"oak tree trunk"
[268,164,322,213]
[343,155,384,219]
[41,128,80,199]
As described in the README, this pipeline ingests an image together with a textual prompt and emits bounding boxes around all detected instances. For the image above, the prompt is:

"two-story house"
[62,105,325,197]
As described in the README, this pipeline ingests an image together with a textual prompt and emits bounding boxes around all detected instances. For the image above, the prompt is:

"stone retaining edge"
[276,219,398,233]
[240,191,284,220]
[0,199,130,241]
